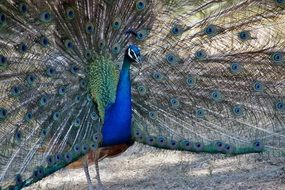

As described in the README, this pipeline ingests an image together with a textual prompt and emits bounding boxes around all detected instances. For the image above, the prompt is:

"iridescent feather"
[0,0,284,190]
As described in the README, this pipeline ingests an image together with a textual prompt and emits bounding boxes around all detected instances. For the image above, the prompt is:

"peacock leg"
[83,158,95,190]
[94,151,104,190]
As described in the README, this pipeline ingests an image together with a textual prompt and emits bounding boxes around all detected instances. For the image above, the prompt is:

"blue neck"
[116,58,131,105]
[101,56,133,146]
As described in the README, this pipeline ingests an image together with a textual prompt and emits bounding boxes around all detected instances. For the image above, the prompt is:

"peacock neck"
[116,57,131,101]
[101,56,133,146]
[112,56,132,116]
[117,57,131,91]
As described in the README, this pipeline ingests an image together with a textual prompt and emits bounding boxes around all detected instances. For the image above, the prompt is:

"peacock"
[0,0,285,189]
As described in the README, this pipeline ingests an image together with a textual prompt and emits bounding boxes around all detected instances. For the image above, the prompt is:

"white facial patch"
[128,48,133,59]
[128,48,140,63]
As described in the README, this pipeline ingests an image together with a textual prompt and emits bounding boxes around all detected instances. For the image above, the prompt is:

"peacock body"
[0,0,284,189]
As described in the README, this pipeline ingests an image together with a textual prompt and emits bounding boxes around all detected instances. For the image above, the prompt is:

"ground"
[24,143,285,190]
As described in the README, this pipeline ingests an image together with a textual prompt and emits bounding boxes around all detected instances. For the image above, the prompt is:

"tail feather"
[132,0,285,155]
[0,0,285,189]
[0,0,156,189]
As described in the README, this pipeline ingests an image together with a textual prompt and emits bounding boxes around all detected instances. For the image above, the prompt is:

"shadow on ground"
[25,143,285,190]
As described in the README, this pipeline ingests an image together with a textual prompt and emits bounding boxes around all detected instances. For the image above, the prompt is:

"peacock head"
[126,44,141,64]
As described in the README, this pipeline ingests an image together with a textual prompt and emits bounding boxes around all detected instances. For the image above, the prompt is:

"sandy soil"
[24,143,285,190]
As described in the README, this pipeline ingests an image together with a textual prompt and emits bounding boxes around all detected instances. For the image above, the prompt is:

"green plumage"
[88,56,119,121]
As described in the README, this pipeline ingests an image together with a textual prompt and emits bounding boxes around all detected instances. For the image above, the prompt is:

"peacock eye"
[253,81,264,92]
[18,42,28,53]
[275,100,284,111]
[0,108,7,118]
[91,112,98,120]
[204,24,218,37]
[238,31,251,41]
[53,111,60,121]
[271,52,284,64]
[64,39,74,49]
[40,11,52,23]
[39,36,49,47]
[112,43,121,55]
[195,108,205,118]
[136,1,146,11]
[19,3,28,14]
[85,22,95,34]
[112,18,122,30]
[0,12,7,26]
[0,55,7,66]
[66,8,75,20]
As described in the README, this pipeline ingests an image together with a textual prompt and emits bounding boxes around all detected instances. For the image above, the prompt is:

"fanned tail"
[0,0,155,189]
[132,0,285,155]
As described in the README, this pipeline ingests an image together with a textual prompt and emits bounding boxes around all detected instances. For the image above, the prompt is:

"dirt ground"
[24,143,285,190]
